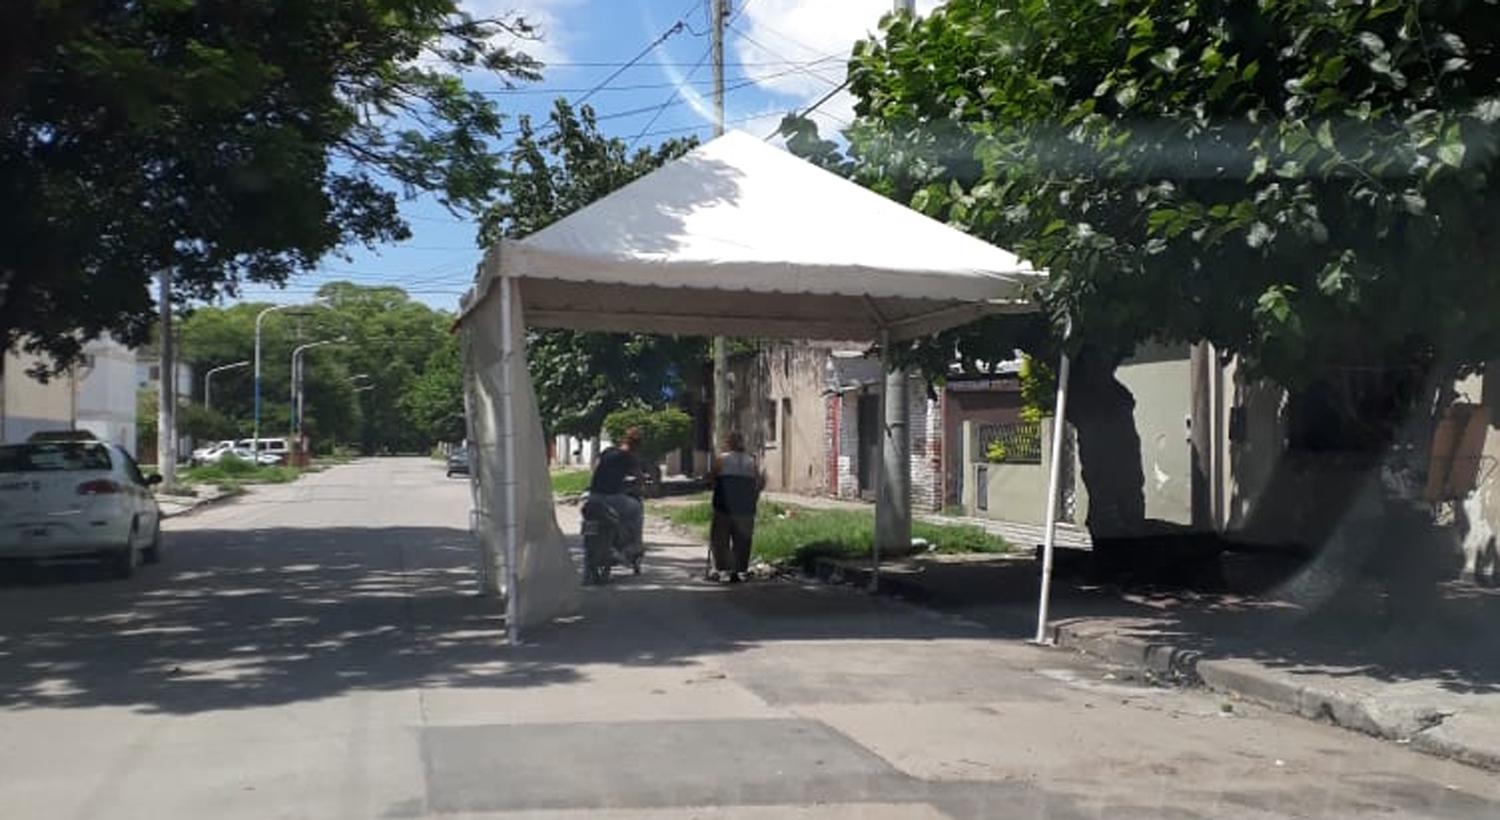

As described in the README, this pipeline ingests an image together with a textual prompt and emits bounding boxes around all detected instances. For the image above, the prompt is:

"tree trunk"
[1064,347,1147,540]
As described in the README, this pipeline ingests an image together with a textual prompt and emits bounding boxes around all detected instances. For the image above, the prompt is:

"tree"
[2,0,539,371]
[786,0,1500,538]
[478,100,706,438]
[400,335,466,445]
[176,282,454,453]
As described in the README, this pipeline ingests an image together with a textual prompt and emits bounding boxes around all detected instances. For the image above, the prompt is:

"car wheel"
[142,520,162,565]
[109,545,139,580]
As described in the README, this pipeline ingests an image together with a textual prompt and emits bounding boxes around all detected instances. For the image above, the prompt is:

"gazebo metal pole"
[1034,317,1074,645]
[871,331,886,591]
[500,273,521,645]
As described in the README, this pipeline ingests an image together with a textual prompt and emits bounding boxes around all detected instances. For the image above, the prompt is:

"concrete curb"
[158,488,239,519]
[810,555,1500,772]
[1046,622,1204,685]
[1048,625,1500,772]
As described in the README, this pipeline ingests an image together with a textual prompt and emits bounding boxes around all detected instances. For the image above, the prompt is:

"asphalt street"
[0,458,1496,819]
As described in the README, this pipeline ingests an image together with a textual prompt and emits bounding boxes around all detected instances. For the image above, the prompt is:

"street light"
[253,299,328,458]
[203,360,250,411]
[290,337,348,436]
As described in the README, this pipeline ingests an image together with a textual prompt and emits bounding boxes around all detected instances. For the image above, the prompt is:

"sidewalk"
[810,546,1500,771]
[156,484,236,519]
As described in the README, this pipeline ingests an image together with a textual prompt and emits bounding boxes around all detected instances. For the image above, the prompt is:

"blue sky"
[241,0,942,314]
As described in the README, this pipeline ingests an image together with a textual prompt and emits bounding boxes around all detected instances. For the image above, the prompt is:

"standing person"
[709,431,765,584]
[588,427,645,558]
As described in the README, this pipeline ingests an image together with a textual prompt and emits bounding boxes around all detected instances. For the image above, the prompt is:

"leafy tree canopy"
[178,282,456,453]
[795,0,1500,387]
[2,0,538,370]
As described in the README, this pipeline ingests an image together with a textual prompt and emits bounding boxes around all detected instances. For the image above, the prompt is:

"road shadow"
[865,548,1500,697]
[0,523,987,716]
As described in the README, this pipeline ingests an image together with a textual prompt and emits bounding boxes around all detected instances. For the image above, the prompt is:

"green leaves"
[828,0,1500,391]
[4,0,536,371]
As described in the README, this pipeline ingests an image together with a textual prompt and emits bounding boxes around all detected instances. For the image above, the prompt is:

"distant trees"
[178,283,458,453]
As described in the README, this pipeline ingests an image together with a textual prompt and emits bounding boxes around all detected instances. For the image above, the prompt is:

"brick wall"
[907,380,944,513]
[825,393,840,496]
[821,378,945,512]
[837,391,861,499]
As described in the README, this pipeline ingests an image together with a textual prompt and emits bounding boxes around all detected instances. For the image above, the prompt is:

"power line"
[731,10,828,61]
[626,47,712,149]
[536,58,837,68]
[501,53,839,152]
[634,110,791,140]
[478,58,842,96]
[574,21,688,106]
[627,0,756,150]
[729,21,843,88]
[766,77,853,139]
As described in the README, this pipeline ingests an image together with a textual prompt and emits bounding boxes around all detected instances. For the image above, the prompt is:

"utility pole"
[711,0,731,456]
[157,270,178,491]
[876,1,917,567]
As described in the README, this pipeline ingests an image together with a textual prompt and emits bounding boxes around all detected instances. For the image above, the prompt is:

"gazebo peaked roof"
[462,130,1042,342]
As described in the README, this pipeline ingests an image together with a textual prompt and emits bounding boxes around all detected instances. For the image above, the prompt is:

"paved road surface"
[1,458,1497,819]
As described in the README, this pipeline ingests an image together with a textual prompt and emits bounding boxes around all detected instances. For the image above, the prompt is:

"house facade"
[723,342,960,513]
[2,339,139,454]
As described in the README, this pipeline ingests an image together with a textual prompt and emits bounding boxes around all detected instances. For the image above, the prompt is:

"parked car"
[200,447,280,467]
[190,439,238,465]
[235,438,288,464]
[0,441,163,577]
[27,430,99,443]
[446,447,470,478]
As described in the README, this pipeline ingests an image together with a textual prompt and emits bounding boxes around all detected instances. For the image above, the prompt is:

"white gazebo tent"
[458,131,1068,643]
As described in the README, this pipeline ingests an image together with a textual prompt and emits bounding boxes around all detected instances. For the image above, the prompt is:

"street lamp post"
[254,300,327,459]
[289,338,346,436]
[203,360,250,411]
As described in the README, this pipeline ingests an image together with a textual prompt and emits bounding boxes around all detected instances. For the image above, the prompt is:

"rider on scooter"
[587,426,645,561]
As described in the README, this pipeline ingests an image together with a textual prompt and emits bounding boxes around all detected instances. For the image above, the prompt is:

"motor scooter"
[580,479,644,585]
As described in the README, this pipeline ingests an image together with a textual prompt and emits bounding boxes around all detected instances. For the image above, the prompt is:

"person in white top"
[709,431,766,583]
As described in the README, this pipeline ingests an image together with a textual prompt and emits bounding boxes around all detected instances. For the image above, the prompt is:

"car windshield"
[0,443,112,472]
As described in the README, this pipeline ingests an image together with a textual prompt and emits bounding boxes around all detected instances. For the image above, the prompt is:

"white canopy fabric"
[461,130,1042,340]
[457,130,1071,644]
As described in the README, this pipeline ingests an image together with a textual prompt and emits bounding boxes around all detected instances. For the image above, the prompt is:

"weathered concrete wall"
[75,338,138,455]
[1,350,72,444]
[962,419,1086,526]
[1117,342,1194,526]
[1456,373,1500,585]
[761,344,830,496]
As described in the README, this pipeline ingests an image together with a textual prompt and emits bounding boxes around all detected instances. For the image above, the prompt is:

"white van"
[235,438,289,462]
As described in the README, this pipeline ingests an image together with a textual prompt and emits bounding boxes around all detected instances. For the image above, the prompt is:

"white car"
[199,447,280,467]
[235,438,289,463]
[0,441,163,578]
[190,439,237,465]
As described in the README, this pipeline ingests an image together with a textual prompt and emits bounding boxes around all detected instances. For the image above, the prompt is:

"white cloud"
[729,0,943,127]
[460,0,580,65]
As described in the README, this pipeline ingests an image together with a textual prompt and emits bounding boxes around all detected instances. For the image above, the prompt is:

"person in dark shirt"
[588,426,645,554]
[709,431,765,584]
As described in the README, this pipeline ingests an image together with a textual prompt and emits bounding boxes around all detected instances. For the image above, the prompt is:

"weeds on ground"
[661,501,1007,567]
[551,469,592,496]
[178,455,303,491]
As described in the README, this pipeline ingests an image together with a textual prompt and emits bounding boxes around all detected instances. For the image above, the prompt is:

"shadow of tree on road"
[0,524,987,715]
